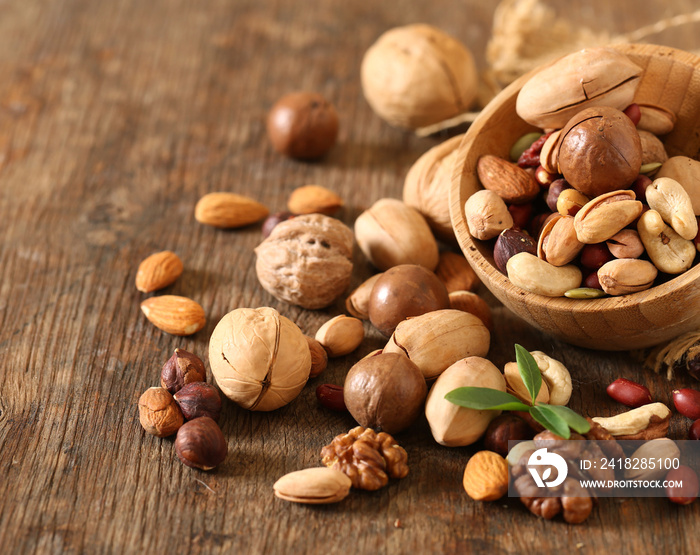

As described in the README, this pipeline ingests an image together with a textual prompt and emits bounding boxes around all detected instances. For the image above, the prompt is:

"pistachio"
[645,177,698,240]
[625,439,680,481]
[424,357,506,447]
[515,47,642,130]
[273,467,352,504]
[638,130,668,166]
[656,156,700,215]
[354,198,439,271]
[606,229,644,259]
[464,190,514,240]
[537,214,583,267]
[315,315,365,358]
[345,274,382,320]
[506,252,581,297]
[530,351,572,406]
[592,402,671,440]
[573,190,643,244]
[504,361,549,405]
[383,309,490,380]
[637,104,676,135]
[539,130,561,174]
[597,259,658,296]
[637,210,696,274]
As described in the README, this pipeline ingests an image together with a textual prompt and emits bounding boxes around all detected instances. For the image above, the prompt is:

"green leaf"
[515,344,542,405]
[529,405,571,439]
[445,387,531,412]
[542,404,591,434]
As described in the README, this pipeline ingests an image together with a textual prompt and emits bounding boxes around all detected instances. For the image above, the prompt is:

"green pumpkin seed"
[640,162,662,175]
[509,132,542,162]
[564,287,607,299]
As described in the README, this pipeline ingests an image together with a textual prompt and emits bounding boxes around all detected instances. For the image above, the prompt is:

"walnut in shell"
[255,214,353,309]
[361,24,478,130]
[209,307,311,411]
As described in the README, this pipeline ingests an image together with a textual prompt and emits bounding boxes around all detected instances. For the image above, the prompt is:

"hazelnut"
[262,211,295,238]
[558,106,642,197]
[368,264,450,337]
[138,387,184,437]
[174,382,222,422]
[266,91,339,160]
[482,414,534,456]
[209,307,311,411]
[174,417,228,471]
[343,352,427,435]
[160,348,206,394]
[493,229,537,274]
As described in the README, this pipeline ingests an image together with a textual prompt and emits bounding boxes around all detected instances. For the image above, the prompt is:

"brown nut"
[383,309,490,380]
[343,353,427,435]
[138,387,184,438]
[305,336,328,378]
[463,451,509,501]
[315,315,365,357]
[592,402,671,440]
[464,189,514,240]
[637,210,695,274]
[606,229,645,259]
[354,198,439,271]
[174,417,228,470]
[140,295,206,336]
[483,414,534,456]
[287,185,343,216]
[573,190,643,244]
[368,264,450,337]
[266,92,339,160]
[476,155,539,204]
[606,378,652,408]
[435,251,480,293]
[255,214,354,309]
[516,47,642,129]
[425,357,506,447]
[493,228,537,274]
[316,384,347,412]
[597,259,658,296]
[194,192,269,229]
[161,348,206,394]
[448,291,493,331]
[345,274,382,320]
[558,106,642,197]
[174,382,222,422]
[403,134,469,242]
[135,251,184,293]
[537,214,583,266]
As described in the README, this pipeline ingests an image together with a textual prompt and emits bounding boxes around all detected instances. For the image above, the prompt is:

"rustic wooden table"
[1,1,699,553]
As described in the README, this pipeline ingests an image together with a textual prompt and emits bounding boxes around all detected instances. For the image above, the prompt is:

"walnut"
[255,214,353,309]
[320,426,408,491]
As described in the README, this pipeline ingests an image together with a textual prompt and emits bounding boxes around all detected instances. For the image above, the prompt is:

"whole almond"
[463,450,509,501]
[315,315,365,357]
[135,251,184,293]
[305,336,328,378]
[140,295,206,336]
[435,252,480,293]
[287,185,343,216]
[195,192,269,228]
[476,155,539,204]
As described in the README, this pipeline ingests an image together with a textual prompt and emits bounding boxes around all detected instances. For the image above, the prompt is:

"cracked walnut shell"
[321,426,409,491]
[255,214,354,309]
[209,307,311,411]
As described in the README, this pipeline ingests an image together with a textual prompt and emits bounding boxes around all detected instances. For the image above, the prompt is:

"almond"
[140,295,206,336]
[462,450,509,501]
[194,192,269,228]
[476,155,539,204]
[287,185,343,216]
[135,251,184,293]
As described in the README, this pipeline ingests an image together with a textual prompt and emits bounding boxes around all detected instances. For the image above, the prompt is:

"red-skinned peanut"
[606,378,652,408]
[316,384,347,412]
[673,389,700,420]
[689,419,700,440]
[666,466,699,505]
[624,103,642,126]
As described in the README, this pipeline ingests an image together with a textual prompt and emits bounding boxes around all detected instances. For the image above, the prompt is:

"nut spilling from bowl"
[464,46,700,299]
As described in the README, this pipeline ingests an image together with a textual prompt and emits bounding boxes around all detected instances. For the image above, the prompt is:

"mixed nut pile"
[132,28,700,526]
[465,47,700,298]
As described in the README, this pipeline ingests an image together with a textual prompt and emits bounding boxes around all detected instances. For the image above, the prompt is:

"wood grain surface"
[0,1,698,554]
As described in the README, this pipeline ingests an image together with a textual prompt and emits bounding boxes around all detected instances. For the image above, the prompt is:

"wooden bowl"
[450,43,700,351]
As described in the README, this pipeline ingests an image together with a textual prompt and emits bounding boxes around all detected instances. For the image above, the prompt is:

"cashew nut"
[592,402,671,438]
[646,177,698,240]
[530,351,572,406]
